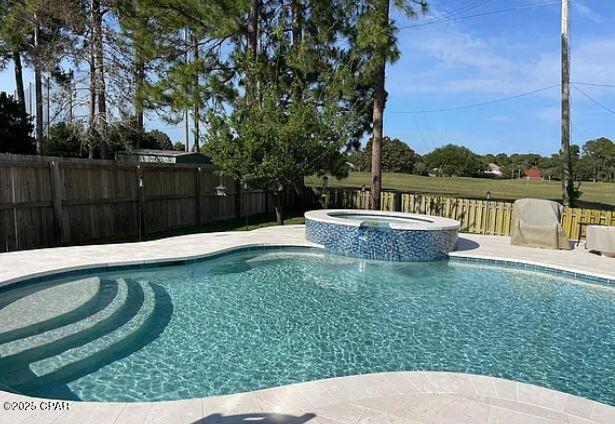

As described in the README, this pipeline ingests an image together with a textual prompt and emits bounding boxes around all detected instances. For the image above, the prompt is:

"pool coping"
[2,235,614,292]
[0,371,613,423]
[305,209,461,231]
[1,225,615,423]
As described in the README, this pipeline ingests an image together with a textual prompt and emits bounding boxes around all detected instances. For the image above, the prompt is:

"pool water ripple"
[0,249,613,404]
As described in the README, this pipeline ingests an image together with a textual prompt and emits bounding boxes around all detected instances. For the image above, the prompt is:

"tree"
[142,129,173,150]
[583,137,615,181]
[0,1,26,116]
[0,92,34,153]
[360,137,417,173]
[424,144,484,177]
[0,0,84,154]
[358,0,427,209]
[42,122,84,157]
[208,91,355,225]
[205,0,368,224]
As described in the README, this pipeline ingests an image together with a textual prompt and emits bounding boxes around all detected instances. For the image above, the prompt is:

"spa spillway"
[305,209,460,261]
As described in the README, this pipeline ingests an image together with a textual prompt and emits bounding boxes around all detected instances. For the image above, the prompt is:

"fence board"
[3,157,614,253]
[321,188,613,241]
[0,156,291,252]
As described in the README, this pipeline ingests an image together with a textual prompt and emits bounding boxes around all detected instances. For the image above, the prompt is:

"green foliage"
[0,92,34,153]
[359,137,417,173]
[424,144,484,177]
[42,122,84,157]
[583,137,615,181]
[207,89,353,193]
[142,129,173,150]
[105,123,176,153]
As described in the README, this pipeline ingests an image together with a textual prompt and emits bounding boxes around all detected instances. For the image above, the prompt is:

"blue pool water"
[0,248,614,404]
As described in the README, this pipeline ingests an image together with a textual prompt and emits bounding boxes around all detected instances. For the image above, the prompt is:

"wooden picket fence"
[0,153,302,252]
[2,153,614,253]
[319,188,615,241]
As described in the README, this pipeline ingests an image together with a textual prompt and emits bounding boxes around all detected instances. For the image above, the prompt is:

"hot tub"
[305,209,460,261]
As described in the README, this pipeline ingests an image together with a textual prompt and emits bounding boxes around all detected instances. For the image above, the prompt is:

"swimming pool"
[1,247,614,404]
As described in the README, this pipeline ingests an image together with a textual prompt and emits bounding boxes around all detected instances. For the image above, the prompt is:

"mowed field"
[306,172,615,210]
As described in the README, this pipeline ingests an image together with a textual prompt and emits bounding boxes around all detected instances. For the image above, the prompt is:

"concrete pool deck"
[0,225,614,423]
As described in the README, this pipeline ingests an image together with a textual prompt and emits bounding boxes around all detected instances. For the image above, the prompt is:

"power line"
[386,84,560,114]
[409,0,497,27]
[572,81,615,89]
[398,1,560,30]
[572,83,615,117]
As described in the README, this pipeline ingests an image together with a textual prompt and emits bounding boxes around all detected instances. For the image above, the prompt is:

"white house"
[485,163,502,177]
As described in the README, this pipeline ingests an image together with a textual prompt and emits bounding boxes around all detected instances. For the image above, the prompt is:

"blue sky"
[386,0,615,155]
[1,0,613,156]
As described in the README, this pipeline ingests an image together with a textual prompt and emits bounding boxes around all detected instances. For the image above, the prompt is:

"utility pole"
[184,110,190,152]
[561,0,574,206]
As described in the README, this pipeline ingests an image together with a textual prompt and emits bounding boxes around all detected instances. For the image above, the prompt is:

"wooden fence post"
[195,167,202,225]
[137,165,146,240]
[49,161,66,246]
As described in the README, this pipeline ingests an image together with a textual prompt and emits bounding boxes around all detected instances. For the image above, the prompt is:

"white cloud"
[389,24,615,102]
[573,2,604,23]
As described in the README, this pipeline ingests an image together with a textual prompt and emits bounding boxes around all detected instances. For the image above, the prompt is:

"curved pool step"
[0,277,108,345]
[29,280,156,380]
[0,280,128,358]
[0,279,145,389]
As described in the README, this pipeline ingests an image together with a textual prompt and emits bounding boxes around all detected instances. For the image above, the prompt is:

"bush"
[0,92,35,154]
[43,122,85,157]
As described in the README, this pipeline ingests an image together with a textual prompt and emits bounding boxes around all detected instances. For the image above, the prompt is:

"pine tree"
[354,0,427,209]
[0,0,84,154]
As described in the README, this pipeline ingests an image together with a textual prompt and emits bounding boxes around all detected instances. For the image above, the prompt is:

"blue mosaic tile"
[305,219,458,262]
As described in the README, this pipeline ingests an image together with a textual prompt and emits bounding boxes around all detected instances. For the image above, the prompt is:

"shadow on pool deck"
[197,413,316,423]
[455,237,481,252]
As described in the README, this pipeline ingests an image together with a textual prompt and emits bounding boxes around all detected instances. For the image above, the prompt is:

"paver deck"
[1,225,614,423]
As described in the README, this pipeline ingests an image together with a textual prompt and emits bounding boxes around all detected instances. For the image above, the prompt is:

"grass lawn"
[306,172,615,210]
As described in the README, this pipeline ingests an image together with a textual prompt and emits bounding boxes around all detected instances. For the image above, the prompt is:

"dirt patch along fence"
[0,154,300,252]
[317,188,615,241]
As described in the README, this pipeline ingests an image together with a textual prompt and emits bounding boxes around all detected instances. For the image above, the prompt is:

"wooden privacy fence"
[319,188,615,241]
[0,154,297,252]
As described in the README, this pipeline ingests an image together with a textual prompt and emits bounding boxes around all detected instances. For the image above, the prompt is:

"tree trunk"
[34,66,43,154]
[291,0,305,209]
[273,191,284,226]
[88,15,97,159]
[93,0,107,158]
[33,20,44,154]
[132,0,144,149]
[192,33,200,151]
[291,0,302,104]
[13,51,26,116]
[245,0,259,106]
[134,46,144,149]
[370,0,390,210]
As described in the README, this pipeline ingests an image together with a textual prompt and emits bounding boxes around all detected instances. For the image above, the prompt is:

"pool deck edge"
[1,225,615,423]
[0,371,613,424]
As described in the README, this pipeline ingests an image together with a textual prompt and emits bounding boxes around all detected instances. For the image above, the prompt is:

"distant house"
[485,163,502,178]
[115,149,212,165]
[523,168,542,180]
